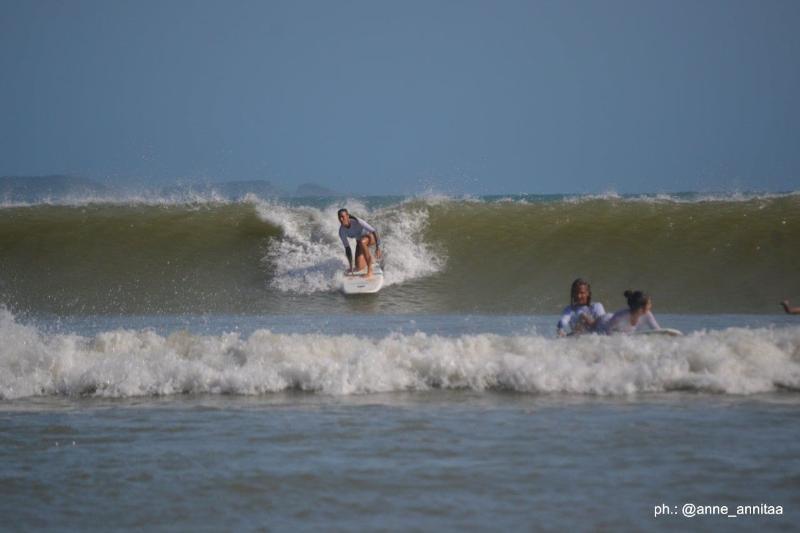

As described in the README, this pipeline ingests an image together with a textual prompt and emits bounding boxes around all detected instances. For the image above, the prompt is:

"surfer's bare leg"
[353,239,369,273]
[357,234,376,277]
[781,300,800,315]
[354,245,365,272]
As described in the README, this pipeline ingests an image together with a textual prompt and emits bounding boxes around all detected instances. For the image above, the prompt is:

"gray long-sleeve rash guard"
[339,217,378,248]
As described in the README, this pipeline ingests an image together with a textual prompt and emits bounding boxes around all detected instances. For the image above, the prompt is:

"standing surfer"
[338,208,382,278]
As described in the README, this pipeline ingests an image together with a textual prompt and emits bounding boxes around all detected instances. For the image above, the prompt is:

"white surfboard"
[635,328,683,337]
[341,265,384,294]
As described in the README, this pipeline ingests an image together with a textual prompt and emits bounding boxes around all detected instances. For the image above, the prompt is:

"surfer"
[781,300,800,315]
[599,290,661,334]
[557,278,607,337]
[337,208,382,278]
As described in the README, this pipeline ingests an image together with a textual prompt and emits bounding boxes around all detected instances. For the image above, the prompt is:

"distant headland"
[0,175,344,202]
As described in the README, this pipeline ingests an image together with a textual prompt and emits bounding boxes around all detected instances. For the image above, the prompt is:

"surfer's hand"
[376,248,382,259]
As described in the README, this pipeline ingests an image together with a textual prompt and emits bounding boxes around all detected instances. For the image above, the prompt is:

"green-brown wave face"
[1,195,798,315]
[420,196,800,313]
[0,204,281,314]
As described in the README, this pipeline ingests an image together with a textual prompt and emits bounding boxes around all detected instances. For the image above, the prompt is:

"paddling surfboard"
[341,265,384,294]
[635,328,683,337]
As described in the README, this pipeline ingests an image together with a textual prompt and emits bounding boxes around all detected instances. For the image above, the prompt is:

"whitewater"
[2,309,800,400]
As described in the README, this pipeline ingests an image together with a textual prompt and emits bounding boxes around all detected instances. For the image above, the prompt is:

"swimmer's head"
[570,278,592,306]
[624,290,652,313]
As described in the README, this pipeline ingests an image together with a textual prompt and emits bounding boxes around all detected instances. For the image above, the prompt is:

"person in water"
[599,290,661,334]
[557,278,607,336]
[338,208,382,278]
[781,300,800,315]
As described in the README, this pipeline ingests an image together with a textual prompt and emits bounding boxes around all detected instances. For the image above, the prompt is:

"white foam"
[2,310,799,399]
[0,188,239,209]
[560,190,800,205]
[403,190,800,207]
[2,188,798,211]
[253,199,444,293]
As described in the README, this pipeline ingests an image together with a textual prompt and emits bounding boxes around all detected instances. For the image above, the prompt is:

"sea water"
[2,193,800,530]
[3,391,798,531]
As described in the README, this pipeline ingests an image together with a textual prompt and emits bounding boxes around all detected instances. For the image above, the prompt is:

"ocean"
[2,192,799,530]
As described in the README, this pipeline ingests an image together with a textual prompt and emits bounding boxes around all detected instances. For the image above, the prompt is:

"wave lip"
[2,311,799,400]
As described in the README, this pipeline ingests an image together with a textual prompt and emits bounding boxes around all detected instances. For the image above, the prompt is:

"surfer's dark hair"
[624,290,651,312]
[337,208,348,218]
[570,278,592,306]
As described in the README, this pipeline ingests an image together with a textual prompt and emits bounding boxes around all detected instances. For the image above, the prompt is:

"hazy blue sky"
[1,0,798,194]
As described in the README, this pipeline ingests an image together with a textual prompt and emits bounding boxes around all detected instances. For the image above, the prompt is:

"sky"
[1,0,799,195]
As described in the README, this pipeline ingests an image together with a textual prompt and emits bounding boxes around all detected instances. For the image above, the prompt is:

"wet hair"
[570,278,592,306]
[624,290,651,312]
[337,208,349,218]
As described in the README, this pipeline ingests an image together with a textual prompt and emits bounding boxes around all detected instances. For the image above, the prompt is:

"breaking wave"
[0,192,798,313]
[2,309,799,399]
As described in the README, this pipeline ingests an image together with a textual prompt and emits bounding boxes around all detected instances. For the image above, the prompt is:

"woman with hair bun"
[599,289,661,334]
[556,278,607,337]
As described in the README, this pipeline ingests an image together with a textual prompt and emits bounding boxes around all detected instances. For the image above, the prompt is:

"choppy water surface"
[2,392,799,531]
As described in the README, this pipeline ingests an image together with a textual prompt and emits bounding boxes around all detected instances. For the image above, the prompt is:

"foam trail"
[254,199,444,293]
[2,310,800,399]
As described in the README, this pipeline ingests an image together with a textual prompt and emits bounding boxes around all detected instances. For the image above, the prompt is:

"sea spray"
[2,309,800,400]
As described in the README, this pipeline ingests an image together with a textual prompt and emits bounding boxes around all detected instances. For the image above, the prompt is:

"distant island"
[294,182,339,197]
[0,175,345,202]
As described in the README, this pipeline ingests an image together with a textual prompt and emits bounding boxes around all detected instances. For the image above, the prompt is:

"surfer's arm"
[339,227,354,270]
[580,303,606,330]
[642,311,661,330]
[344,246,353,271]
